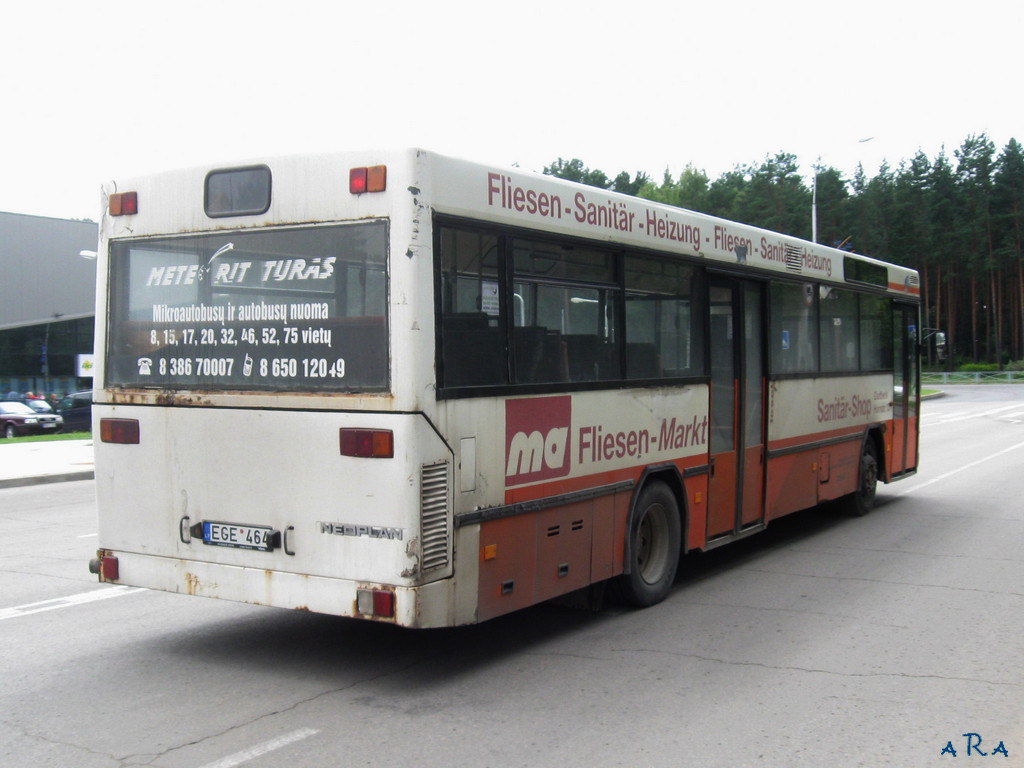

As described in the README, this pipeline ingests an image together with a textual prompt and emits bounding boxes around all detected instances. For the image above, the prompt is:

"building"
[0,211,98,398]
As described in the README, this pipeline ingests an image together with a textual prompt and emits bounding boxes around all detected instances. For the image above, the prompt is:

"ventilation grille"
[420,461,451,572]
[785,244,804,273]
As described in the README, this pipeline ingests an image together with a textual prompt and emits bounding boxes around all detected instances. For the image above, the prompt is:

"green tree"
[543,158,611,189]
[638,165,709,212]
[891,153,934,357]
[705,168,747,222]
[993,139,1024,358]
[611,170,652,196]
[955,134,997,362]
[738,153,811,237]
[812,165,851,248]
[928,149,962,362]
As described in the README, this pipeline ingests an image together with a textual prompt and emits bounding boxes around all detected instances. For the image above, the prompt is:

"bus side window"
[511,241,615,385]
[859,293,893,370]
[624,256,703,379]
[438,228,508,389]
[441,313,506,387]
[770,281,818,374]
[819,287,859,372]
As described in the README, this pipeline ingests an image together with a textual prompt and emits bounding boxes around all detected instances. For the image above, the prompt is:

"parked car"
[0,401,63,438]
[56,391,93,433]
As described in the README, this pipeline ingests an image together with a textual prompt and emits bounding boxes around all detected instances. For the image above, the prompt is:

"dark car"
[0,401,63,438]
[56,391,93,433]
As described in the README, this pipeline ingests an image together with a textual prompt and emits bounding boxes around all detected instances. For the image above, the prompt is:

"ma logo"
[505,396,571,485]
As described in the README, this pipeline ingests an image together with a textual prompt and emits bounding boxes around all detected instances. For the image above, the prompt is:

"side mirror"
[934,331,947,361]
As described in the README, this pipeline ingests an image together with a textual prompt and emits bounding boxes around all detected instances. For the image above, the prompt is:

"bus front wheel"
[844,441,879,517]
[612,481,681,607]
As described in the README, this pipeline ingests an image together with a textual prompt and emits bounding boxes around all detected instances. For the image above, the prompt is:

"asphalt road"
[1,385,1022,767]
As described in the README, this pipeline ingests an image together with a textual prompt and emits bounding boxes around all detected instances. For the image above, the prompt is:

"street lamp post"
[812,169,819,244]
[42,313,64,394]
[811,137,874,245]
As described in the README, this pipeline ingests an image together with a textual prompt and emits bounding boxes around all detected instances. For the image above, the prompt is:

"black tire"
[844,441,878,517]
[611,481,681,606]
[3,423,17,439]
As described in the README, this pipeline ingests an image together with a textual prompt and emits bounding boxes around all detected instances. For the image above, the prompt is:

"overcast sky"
[1,0,1019,222]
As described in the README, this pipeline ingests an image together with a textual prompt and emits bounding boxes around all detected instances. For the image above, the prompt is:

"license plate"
[42,423,57,428]
[202,521,274,552]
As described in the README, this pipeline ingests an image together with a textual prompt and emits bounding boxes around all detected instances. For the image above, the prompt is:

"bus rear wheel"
[844,441,878,517]
[612,481,681,607]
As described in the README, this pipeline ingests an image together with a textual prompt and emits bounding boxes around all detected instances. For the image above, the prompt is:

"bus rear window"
[105,221,388,392]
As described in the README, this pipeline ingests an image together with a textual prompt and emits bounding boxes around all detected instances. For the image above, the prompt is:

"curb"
[0,471,95,490]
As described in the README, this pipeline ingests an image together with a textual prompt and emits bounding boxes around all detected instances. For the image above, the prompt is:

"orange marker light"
[366,165,387,192]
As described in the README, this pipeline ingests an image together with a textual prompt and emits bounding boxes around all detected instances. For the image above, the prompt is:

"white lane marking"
[77,533,98,538]
[197,728,320,768]
[897,438,1024,496]
[929,403,1024,425]
[0,585,145,621]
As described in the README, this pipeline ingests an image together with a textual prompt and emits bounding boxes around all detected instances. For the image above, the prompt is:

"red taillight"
[349,165,386,194]
[90,553,120,581]
[109,191,138,216]
[340,428,393,458]
[349,167,368,194]
[101,555,119,581]
[100,418,140,444]
[356,588,395,618]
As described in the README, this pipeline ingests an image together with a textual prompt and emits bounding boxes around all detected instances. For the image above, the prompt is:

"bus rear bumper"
[92,550,464,628]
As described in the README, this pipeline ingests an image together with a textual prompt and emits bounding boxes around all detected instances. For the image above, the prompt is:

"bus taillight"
[100,418,140,444]
[356,588,395,619]
[88,552,119,581]
[349,165,387,194]
[109,191,138,216]
[339,428,394,458]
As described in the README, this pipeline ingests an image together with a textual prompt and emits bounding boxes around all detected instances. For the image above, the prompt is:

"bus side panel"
[741,444,765,526]
[766,375,893,518]
[765,452,819,520]
[477,516,537,621]
[476,490,630,622]
[685,472,710,551]
[815,441,861,503]
[888,419,905,476]
[907,413,919,470]
[592,490,629,586]
[888,414,920,476]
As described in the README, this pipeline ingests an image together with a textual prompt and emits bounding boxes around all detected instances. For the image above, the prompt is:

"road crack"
[611,647,1021,689]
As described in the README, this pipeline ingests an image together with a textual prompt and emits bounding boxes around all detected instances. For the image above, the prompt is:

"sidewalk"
[0,439,95,489]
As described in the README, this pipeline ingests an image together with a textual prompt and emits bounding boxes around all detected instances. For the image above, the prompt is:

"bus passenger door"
[707,279,765,540]
[890,304,920,476]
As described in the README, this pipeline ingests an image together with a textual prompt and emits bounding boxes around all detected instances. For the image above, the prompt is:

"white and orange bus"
[89,149,921,627]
